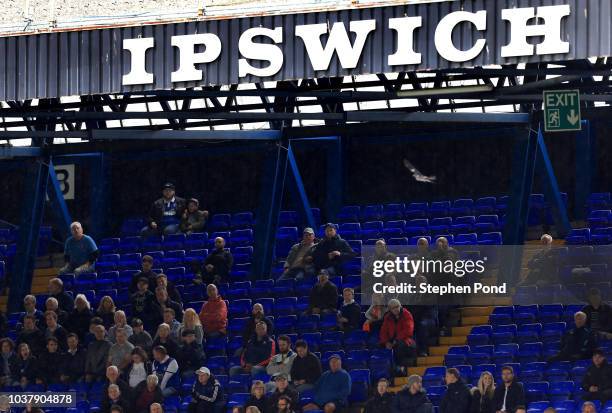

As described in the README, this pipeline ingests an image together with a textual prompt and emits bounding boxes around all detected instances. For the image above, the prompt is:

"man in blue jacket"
[188,367,225,413]
[303,354,351,413]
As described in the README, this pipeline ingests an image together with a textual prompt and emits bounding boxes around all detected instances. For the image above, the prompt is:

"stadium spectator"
[266,335,296,391]
[549,311,598,362]
[543,408,557,413]
[130,255,158,294]
[280,227,316,281]
[68,294,94,340]
[152,345,180,397]
[363,293,387,336]
[582,288,612,339]
[268,373,299,413]
[302,354,351,413]
[230,321,275,377]
[108,328,135,372]
[35,337,63,384]
[177,329,205,378]
[142,183,187,237]
[133,374,164,413]
[275,395,296,413]
[309,223,355,276]
[0,338,17,387]
[290,340,322,393]
[110,406,124,413]
[180,198,209,235]
[582,348,612,403]
[392,374,432,413]
[492,366,526,413]
[96,296,117,329]
[363,239,396,278]
[151,287,183,327]
[109,310,134,343]
[129,319,153,354]
[84,317,106,346]
[246,408,261,413]
[520,234,556,286]
[21,295,44,327]
[245,380,268,413]
[380,299,416,374]
[150,403,164,413]
[364,378,394,413]
[177,308,204,345]
[85,324,112,382]
[17,315,44,354]
[440,368,471,413]
[103,365,132,408]
[199,284,228,337]
[48,278,75,313]
[306,270,338,315]
[153,324,179,359]
[123,347,153,389]
[156,273,182,304]
[61,333,86,383]
[337,287,361,332]
[59,221,99,276]
[163,308,181,340]
[199,237,233,285]
[414,237,431,259]
[45,296,68,326]
[470,371,495,413]
[131,278,156,331]
[239,303,274,352]
[188,366,225,413]
[582,402,597,413]
[43,310,68,351]
[101,384,131,413]
[11,343,37,388]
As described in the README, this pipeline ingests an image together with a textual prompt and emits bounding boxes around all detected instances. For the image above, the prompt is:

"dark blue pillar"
[536,129,572,237]
[8,159,50,313]
[47,160,72,241]
[252,142,289,278]
[574,120,596,220]
[287,143,316,230]
[325,137,343,222]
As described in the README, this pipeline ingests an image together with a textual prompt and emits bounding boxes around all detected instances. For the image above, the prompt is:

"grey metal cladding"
[0,0,609,101]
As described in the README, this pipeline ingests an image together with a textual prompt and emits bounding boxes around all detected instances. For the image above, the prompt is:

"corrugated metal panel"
[0,0,610,101]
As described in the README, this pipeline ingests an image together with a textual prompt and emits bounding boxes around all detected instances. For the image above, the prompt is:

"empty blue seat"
[228,299,251,317]
[406,219,429,236]
[404,202,428,219]
[99,238,120,254]
[451,199,474,217]
[339,223,361,240]
[383,204,405,221]
[361,205,383,221]
[445,346,469,366]
[231,212,254,229]
[185,232,208,250]
[454,233,478,246]
[451,216,476,234]
[210,214,231,231]
[492,324,517,344]
[566,228,590,245]
[230,229,253,246]
[227,393,250,408]
[475,197,497,215]
[163,234,185,250]
[423,366,447,387]
[548,381,574,402]
[429,201,451,218]
[478,232,503,245]
[337,206,360,223]
[279,211,299,227]
[517,324,542,344]
[345,349,369,370]
[525,381,550,401]
[274,297,297,314]
[492,343,519,364]
[475,215,500,233]
[430,217,452,234]
[588,210,611,228]
[360,221,383,240]
[382,220,405,238]
[468,325,492,346]
[541,322,566,343]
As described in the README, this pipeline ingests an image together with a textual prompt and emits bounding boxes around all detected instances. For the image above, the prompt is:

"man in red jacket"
[198,284,227,338]
[379,298,417,375]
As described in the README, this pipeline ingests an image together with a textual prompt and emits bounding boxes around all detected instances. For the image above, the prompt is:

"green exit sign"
[543,90,581,132]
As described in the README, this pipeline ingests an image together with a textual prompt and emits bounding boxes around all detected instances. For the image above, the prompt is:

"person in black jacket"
[364,378,395,413]
[67,294,94,341]
[392,375,432,413]
[35,337,64,385]
[268,373,300,413]
[492,366,526,413]
[61,333,87,383]
[131,278,156,332]
[229,321,275,377]
[177,330,205,378]
[470,371,495,413]
[17,315,45,355]
[306,271,338,315]
[11,343,38,388]
[245,380,268,413]
[290,340,322,393]
[440,368,471,413]
[337,288,361,332]
[129,256,159,294]
[48,278,75,313]
[101,384,131,413]
[133,374,164,413]
[141,183,187,237]
[43,310,69,351]
[239,303,274,352]
[188,367,225,413]
[548,311,598,362]
[582,289,612,340]
[582,348,612,403]
[150,287,183,327]
[156,274,182,304]
[308,224,355,276]
[199,237,234,285]
[0,338,18,387]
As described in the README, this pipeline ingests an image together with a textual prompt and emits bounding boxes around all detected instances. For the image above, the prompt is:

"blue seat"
[279,211,299,227]
[344,330,368,350]
[468,345,494,365]
[429,201,451,218]
[361,205,383,221]
[274,297,297,314]
[382,220,405,238]
[163,233,186,250]
[337,206,361,223]
[492,324,517,344]
[451,216,476,234]
[250,279,274,298]
[230,229,253,246]
[450,198,474,217]
[231,212,254,229]
[301,332,321,352]
[228,299,251,317]
[475,197,497,215]
[210,214,231,231]
[430,217,452,235]
[406,219,429,236]
[478,232,503,245]
[185,232,208,250]
[525,381,550,401]
[383,204,405,221]
[360,221,383,240]
[423,366,447,387]
[454,233,478,246]
[321,331,344,353]
[339,223,361,240]
[297,314,320,333]
[227,393,250,408]
[492,343,519,364]
[349,369,371,403]
[427,385,447,405]
[468,325,492,346]
[273,279,295,297]
[345,349,369,370]
[522,362,547,383]
[541,322,566,343]
[566,228,590,245]
[475,215,500,233]
[548,381,574,402]
[275,315,298,334]
[588,210,611,228]
[445,345,470,366]
[517,323,542,345]
[404,202,428,219]
[387,237,409,246]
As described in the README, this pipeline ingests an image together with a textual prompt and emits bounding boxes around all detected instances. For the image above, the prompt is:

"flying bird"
[403,159,437,183]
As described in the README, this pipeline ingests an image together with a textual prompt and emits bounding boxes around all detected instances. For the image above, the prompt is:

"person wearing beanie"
[392,374,433,413]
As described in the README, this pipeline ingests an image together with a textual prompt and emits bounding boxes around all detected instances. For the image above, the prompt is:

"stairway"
[0,266,58,313]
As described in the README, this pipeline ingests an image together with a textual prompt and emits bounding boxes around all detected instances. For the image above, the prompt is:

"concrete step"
[462,315,490,326]
[440,336,467,345]
[417,355,444,366]
[452,326,473,336]
[34,268,58,277]
[429,346,450,356]
[461,306,494,317]
[407,366,428,376]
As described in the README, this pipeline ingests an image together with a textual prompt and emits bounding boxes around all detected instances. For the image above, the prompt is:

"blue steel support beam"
[252,142,289,278]
[536,129,572,237]
[286,143,316,230]
[47,160,72,240]
[501,123,538,285]
[325,137,343,222]
[8,159,50,313]
[574,120,596,220]
[89,153,111,240]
